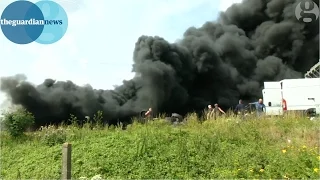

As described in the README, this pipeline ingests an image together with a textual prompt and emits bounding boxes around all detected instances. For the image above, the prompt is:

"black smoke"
[1,0,319,126]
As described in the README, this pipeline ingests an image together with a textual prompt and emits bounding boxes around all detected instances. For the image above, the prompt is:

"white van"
[262,82,283,115]
[280,78,320,116]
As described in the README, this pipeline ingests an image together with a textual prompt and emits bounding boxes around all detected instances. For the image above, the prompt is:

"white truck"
[262,77,320,117]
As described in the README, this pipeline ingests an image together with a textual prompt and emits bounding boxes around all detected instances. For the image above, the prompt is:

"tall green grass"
[1,113,319,179]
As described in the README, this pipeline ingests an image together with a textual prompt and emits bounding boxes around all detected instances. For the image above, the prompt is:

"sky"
[0,0,242,108]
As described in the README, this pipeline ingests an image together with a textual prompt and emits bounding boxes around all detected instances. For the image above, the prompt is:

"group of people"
[207,98,266,120]
[206,104,226,120]
[143,98,266,121]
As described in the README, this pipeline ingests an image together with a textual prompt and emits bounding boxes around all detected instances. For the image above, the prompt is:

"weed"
[37,125,67,147]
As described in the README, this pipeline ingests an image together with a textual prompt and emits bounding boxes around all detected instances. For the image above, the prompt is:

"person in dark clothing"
[234,99,245,119]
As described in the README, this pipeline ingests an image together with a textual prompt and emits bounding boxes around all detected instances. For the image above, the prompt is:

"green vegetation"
[1,111,320,179]
[1,107,34,137]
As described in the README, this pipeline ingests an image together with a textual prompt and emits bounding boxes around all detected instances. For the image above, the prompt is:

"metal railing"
[305,61,320,78]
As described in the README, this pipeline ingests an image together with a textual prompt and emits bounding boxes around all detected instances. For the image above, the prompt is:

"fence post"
[62,142,72,180]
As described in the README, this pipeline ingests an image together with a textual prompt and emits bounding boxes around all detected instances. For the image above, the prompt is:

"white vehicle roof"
[263,81,281,89]
[280,78,320,88]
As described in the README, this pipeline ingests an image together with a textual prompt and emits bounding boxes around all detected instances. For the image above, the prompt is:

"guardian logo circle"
[0,0,68,45]
[295,0,319,23]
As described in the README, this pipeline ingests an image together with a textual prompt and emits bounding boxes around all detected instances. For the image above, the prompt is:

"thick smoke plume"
[1,0,319,126]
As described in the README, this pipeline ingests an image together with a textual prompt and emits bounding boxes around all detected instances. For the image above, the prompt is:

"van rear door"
[262,82,282,116]
[263,88,282,115]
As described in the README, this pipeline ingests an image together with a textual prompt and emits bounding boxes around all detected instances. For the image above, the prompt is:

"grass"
[1,113,320,179]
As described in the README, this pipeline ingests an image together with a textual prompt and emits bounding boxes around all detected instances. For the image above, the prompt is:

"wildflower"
[314,168,319,173]
[302,145,307,149]
[91,174,103,180]
[249,169,254,172]
[282,149,287,153]
[259,169,264,172]
[237,169,241,171]
[287,139,291,143]
[283,175,288,179]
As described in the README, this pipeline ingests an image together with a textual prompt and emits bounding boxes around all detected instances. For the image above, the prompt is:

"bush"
[2,108,35,137]
[38,125,67,146]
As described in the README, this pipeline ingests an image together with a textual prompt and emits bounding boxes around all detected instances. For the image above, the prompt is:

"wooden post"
[62,142,72,180]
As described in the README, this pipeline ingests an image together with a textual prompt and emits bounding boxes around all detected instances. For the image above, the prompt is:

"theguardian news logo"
[0,18,63,26]
[0,0,68,45]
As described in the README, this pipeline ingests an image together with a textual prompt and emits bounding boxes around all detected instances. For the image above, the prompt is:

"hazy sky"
[0,0,242,107]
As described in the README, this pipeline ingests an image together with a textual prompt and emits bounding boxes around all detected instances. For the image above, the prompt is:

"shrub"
[38,125,67,146]
[2,108,35,137]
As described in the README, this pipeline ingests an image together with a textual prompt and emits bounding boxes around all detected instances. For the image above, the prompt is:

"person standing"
[213,103,226,120]
[145,107,153,118]
[207,105,213,120]
[250,99,266,117]
[234,99,245,119]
